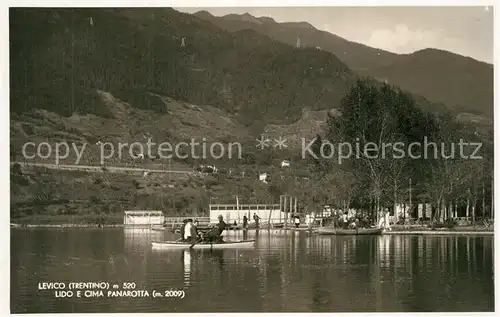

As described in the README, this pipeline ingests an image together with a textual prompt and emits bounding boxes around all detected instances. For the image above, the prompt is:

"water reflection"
[380,235,391,268]
[182,250,191,287]
[124,228,160,253]
[11,229,494,313]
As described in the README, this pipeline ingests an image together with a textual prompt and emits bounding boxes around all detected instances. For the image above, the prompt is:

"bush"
[11,174,30,186]
[132,180,141,189]
[427,219,457,229]
[444,219,458,229]
[204,175,219,187]
[427,221,443,229]
[12,163,23,175]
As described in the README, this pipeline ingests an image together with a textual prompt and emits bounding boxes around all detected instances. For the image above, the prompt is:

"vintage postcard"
[8,3,495,314]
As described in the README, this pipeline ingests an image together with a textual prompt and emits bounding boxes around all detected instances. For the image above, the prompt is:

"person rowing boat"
[202,215,227,243]
[193,220,202,240]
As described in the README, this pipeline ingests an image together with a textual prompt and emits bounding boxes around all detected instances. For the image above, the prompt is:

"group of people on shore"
[335,212,371,229]
[241,213,261,229]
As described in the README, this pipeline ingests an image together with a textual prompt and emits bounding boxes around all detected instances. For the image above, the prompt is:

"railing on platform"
[209,204,280,211]
[163,217,210,225]
[124,210,164,226]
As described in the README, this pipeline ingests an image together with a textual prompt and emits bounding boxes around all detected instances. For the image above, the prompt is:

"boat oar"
[189,239,201,249]
[189,230,204,249]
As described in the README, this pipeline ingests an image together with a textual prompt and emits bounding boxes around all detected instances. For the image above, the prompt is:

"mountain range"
[194,10,494,118]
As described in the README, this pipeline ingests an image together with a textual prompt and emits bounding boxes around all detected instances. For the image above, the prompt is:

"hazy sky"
[177,6,494,63]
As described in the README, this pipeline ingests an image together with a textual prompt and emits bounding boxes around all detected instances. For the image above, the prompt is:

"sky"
[176,6,494,64]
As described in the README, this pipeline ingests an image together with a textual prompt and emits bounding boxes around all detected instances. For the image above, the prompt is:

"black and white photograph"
[8,3,496,313]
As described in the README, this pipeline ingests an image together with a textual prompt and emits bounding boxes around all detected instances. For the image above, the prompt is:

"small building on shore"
[123,210,164,227]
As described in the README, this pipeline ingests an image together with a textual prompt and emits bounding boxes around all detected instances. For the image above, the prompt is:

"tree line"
[270,79,493,225]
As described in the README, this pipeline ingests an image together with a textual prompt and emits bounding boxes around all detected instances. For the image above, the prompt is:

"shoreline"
[10,223,125,228]
[10,223,494,235]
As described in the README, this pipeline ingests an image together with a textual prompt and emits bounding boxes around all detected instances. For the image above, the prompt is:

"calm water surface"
[11,228,494,313]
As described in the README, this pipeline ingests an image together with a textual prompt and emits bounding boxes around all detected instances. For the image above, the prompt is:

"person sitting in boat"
[203,215,226,243]
[342,212,349,229]
[183,219,194,242]
[180,219,189,241]
[185,219,202,243]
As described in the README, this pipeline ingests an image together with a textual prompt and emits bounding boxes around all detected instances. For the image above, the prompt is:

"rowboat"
[151,224,213,233]
[316,227,383,236]
[151,240,256,250]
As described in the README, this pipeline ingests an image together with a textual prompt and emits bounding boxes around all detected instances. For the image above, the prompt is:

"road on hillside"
[10,161,193,175]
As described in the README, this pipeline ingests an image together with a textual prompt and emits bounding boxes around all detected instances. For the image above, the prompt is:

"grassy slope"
[10,90,315,224]
[11,90,255,166]
[10,162,296,224]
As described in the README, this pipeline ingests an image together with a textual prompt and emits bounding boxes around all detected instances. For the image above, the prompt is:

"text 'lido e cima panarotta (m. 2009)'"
[37,282,185,299]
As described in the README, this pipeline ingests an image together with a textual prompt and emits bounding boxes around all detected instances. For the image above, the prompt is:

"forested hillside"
[10,8,355,128]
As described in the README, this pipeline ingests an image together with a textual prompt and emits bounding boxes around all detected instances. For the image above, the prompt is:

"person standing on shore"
[294,216,300,228]
[384,211,392,231]
[342,212,349,229]
[243,215,249,240]
[243,215,248,230]
[377,209,392,231]
[253,213,260,229]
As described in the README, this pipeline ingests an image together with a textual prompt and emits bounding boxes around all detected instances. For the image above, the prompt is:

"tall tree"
[324,80,434,222]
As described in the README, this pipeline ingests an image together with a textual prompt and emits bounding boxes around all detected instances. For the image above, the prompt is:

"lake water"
[11,228,494,313]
